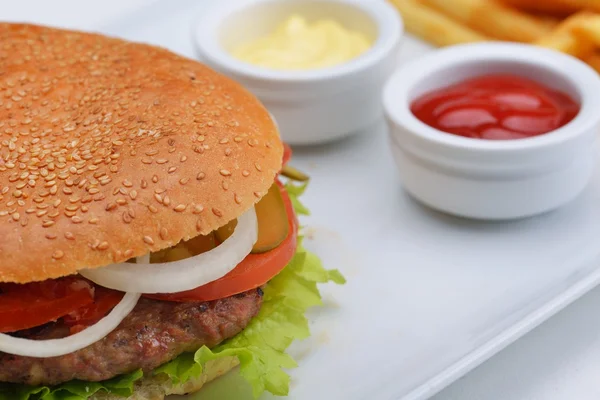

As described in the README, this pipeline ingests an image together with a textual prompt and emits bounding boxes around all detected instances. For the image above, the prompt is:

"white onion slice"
[0,292,140,358]
[80,208,258,294]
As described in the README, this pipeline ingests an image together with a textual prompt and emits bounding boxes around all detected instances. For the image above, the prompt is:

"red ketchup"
[410,74,580,140]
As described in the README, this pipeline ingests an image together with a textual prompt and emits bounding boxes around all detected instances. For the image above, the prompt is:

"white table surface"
[4,1,600,399]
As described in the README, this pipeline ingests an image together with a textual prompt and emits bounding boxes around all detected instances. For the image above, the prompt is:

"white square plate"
[101,2,600,398]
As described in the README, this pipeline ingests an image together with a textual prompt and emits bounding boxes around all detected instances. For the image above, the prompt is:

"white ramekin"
[193,0,402,145]
[383,42,600,220]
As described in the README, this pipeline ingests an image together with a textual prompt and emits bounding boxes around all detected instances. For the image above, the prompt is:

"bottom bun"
[92,357,239,400]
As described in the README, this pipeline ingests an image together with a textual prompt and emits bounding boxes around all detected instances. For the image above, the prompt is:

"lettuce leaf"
[0,183,344,399]
[0,370,143,400]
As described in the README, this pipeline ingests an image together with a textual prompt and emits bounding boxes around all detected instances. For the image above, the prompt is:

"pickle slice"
[281,165,310,182]
[150,243,192,263]
[215,183,289,253]
[184,232,217,255]
[150,233,217,263]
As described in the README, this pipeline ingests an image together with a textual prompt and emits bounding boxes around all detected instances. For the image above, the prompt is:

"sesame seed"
[98,241,109,250]
[152,175,159,183]
[159,227,168,240]
[42,220,55,227]
[220,169,231,177]
[130,190,138,200]
[52,250,64,260]
[242,170,250,177]
[254,191,262,198]
[196,172,205,180]
[163,195,171,206]
[254,163,262,171]
[89,217,99,224]
[143,235,154,245]
[212,208,222,217]
[234,193,242,204]
[45,233,57,240]
[174,204,186,212]
[148,205,158,213]
[122,211,132,224]
[156,158,168,164]
[222,181,229,190]
[64,232,75,240]
[168,166,177,174]
[71,216,83,224]
[124,249,134,258]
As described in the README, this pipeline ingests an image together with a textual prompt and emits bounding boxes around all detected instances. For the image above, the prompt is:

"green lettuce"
[0,184,344,399]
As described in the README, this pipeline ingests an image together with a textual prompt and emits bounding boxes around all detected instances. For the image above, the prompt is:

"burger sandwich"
[0,24,344,400]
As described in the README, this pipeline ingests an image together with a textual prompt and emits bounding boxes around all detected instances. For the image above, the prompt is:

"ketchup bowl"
[383,42,600,220]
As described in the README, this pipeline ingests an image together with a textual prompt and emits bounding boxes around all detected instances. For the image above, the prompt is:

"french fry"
[533,14,562,30]
[534,12,597,58]
[387,0,489,47]
[416,0,551,42]
[499,0,600,16]
[572,15,600,46]
[585,52,600,73]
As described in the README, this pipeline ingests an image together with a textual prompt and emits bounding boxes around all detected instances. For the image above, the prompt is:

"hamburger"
[0,24,344,399]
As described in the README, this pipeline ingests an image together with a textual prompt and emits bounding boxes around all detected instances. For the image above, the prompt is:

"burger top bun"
[0,24,282,283]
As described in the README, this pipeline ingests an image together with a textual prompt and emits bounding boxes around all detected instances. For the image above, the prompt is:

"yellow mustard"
[231,15,372,70]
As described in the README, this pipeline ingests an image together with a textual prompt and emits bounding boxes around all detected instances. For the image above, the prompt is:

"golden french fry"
[585,52,600,73]
[416,0,551,42]
[387,0,489,47]
[533,14,562,30]
[534,12,597,58]
[572,15,600,46]
[500,0,600,16]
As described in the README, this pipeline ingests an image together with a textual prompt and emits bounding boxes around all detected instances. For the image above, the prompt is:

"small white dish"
[384,42,600,220]
[193,0,402,145]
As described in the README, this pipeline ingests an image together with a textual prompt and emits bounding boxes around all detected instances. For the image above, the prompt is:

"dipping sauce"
[410,75,580,140]
[231,15,372,70]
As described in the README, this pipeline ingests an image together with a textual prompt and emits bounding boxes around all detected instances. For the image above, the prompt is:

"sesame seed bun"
[0,24,282,284]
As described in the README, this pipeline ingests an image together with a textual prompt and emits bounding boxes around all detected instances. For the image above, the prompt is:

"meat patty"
[0,288,263,386]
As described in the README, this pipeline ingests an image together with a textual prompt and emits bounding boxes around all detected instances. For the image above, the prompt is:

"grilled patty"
[0,288,263,386]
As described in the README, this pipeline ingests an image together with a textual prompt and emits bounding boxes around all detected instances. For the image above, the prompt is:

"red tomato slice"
[0,277,94,333]
[282,143,292,166]
[146,181,297,302]
[63,287,125,334]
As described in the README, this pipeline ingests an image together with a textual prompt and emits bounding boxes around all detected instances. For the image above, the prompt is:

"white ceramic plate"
[101,2,600,399]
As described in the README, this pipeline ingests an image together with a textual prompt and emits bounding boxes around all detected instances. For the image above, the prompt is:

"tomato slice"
[0,277,94,333]
[282,143,292,166]
[63,286,125,334]
[146,181,297,302]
